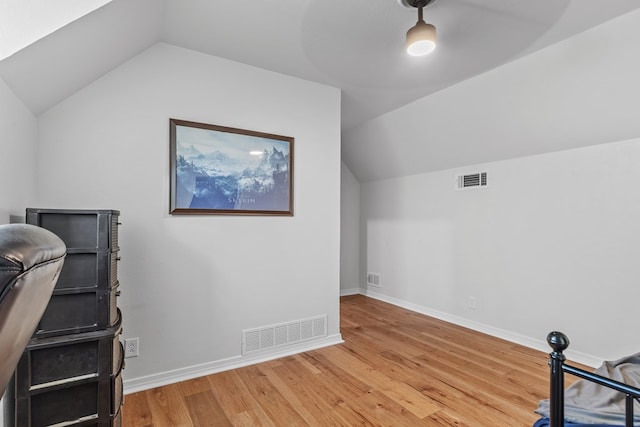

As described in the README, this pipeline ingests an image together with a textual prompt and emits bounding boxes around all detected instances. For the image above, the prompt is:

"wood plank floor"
[122,295,573,426]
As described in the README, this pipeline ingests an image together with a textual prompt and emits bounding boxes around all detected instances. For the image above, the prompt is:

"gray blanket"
[535,353,640,424]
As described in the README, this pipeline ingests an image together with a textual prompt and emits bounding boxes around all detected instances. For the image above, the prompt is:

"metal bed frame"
[546,331,640,427]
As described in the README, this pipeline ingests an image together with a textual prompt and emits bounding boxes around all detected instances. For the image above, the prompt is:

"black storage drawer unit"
[26,209,120,338]
[4,315,123,427]
[55,251,119,291]
[4,209,124,427]
[25,209,119,251]
[35,283,120,337]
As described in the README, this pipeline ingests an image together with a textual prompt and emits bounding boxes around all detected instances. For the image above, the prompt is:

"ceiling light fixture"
[405,0,437,56]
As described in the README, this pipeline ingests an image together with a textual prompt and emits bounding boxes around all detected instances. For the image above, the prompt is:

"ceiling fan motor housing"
[399,0,436,9]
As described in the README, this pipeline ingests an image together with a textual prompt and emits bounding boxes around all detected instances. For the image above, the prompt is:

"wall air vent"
[456,172,487,190]
[242,315,327,355]
[367,273,381,287]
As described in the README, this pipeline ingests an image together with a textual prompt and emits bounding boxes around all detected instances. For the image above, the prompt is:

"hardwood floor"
[122,295,567,426]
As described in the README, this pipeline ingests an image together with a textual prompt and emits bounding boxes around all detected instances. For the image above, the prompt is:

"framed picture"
[169,119,294,215]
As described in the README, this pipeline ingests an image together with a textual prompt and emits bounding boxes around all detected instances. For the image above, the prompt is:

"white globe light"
[406,21,436,56]
[407,39,436,56]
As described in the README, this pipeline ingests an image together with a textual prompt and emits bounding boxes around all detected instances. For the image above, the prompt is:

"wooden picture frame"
[170,119,294,216]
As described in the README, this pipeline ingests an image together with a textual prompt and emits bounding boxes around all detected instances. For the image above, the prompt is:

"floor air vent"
[456,172,487,190]
[242,315,327,355]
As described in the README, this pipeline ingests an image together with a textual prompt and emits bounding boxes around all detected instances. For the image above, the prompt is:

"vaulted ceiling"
[2,0,639,179]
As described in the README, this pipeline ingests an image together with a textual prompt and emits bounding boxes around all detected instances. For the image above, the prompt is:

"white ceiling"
[2,0,640,130]
[1,0,639,179]
[0,0,111,60]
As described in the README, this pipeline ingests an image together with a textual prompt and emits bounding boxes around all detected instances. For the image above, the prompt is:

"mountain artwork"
[170,120,294,215]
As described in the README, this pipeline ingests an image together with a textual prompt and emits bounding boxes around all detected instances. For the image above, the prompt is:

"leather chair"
[0,224,66,399]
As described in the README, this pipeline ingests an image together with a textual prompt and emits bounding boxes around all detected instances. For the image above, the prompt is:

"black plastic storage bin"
[6,208,125,427]
[26,209,119,251]
[4,313,124,427]
[26,209,120,337]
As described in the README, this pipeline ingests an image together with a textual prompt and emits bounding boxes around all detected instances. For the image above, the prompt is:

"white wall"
[35,43,342,390]
[340,162,360,295]
[0,73,38,427]
[362,138,640,364]
[350,9,640,364]
[0,76,37,223]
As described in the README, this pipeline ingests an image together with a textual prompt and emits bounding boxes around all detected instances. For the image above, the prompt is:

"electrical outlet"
[468,296,477,310]
[124,338,139,358]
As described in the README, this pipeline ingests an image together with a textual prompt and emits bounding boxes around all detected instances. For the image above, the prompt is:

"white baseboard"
[123,290,604,395]
[340,287,361,296]
[123,334,343,394]
[360,289,602,368]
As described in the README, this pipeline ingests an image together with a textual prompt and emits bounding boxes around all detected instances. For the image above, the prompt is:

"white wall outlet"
[468,296,477,310]
[124,337,139,358]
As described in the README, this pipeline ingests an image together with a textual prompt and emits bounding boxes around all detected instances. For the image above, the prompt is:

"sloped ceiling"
[1,0,639,178]
[0,0,163,115]
[0,0,112,60]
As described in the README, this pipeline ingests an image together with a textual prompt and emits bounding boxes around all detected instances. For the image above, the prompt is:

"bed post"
[547,331,569,427]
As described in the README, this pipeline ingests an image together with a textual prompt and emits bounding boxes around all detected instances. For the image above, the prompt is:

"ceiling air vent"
[455,172,487,190]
